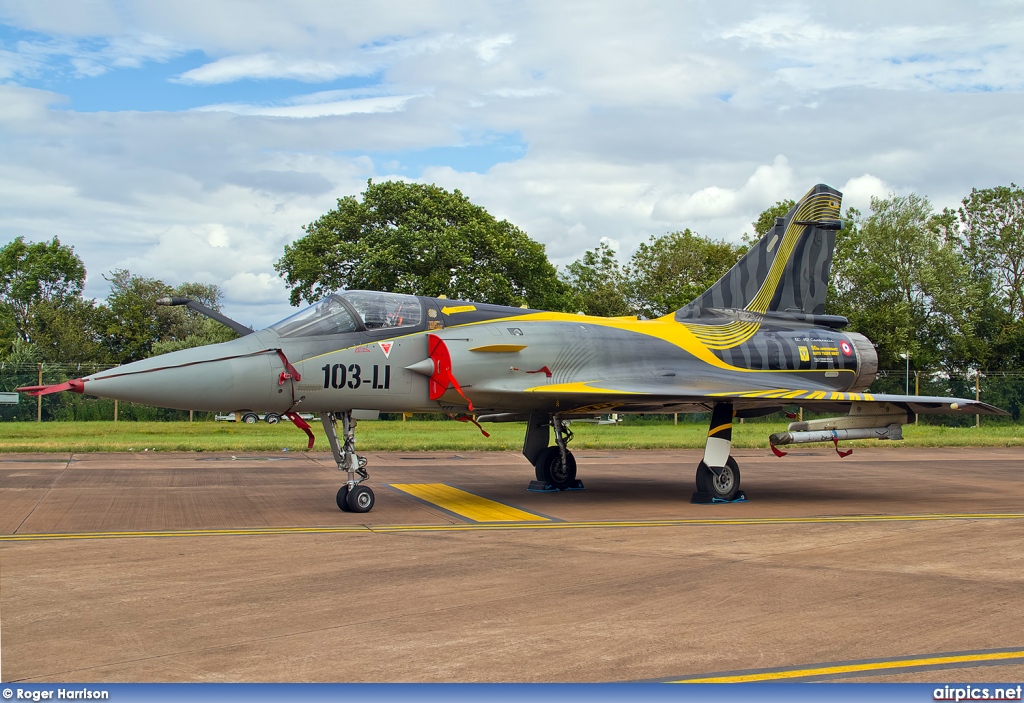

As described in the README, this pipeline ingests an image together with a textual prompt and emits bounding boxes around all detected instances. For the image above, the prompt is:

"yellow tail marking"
[390,483,549,523]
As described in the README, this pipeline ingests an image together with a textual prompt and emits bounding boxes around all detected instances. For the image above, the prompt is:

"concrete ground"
[2,446,1023,683]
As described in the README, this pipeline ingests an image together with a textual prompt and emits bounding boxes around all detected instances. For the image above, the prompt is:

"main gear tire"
[696,457,740,501]
[536,446,577,489]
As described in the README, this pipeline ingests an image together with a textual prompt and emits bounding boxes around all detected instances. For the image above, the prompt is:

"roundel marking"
[840,340,853,356]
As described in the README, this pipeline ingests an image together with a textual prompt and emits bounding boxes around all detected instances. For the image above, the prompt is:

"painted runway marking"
[390,483,550,523]
[2,512,1024,542]
[667,647,1024,682]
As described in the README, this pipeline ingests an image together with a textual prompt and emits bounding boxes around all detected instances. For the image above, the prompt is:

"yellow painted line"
[0,526,372,541]
[670,649,1024,683]
[707,423,732,437]
[390,483,549,523]
[4,512,1024,542]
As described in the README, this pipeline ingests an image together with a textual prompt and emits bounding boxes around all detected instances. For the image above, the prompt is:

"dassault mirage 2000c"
[22,184,1005,512]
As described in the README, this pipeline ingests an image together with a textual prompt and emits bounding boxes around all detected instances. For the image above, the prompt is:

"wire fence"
[1,362,1022,423]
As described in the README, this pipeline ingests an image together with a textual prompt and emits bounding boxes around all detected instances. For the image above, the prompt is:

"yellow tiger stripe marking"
[781,390,806,398]
[707,423,732,437]
[4,513,1024,542]
[390,483,549,523]
[670,649,1024,683]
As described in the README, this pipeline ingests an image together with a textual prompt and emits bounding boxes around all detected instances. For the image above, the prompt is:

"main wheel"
[536,446,577,489]
[696,457,740,501]
[241,412,259,424]
[265,413,281,424]
[336,485,351,512]
[346,485,375,513]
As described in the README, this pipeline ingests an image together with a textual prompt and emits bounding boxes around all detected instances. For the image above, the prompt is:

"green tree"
[29,298,108,364]
[100,269,173,363]
[560,242,631,317]
[960,183,1024,321]
[275,180,568,310]
[626,229,744,318]
[101,271,236,363]
[0,236,86,343]
[829,194,979,374]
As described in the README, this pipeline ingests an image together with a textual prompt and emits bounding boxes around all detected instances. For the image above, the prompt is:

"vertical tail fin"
[675,184,843,320]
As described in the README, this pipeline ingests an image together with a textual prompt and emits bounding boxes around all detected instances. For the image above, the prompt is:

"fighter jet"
[21,184,1005,512]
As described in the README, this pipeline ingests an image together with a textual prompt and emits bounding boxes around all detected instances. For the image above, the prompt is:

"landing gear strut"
[695,402,743,502]
[524,413,582,491]
[321,411,374,513]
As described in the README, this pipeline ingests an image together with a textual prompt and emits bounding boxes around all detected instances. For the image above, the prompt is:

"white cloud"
[195,94,418,118]
[840,174,892,214]
[175,53,372,84]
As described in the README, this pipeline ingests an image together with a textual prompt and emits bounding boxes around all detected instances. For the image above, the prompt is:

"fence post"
[114,399,118,423]
[36,363,42,422]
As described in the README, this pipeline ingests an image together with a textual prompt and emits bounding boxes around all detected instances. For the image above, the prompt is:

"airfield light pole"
[915,371,920,425]
[900,352,910,395]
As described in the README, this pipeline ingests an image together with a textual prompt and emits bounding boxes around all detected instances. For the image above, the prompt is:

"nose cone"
[83,338,277,412]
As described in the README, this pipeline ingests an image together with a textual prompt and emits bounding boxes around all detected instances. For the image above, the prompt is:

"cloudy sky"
[2,1,1023,328]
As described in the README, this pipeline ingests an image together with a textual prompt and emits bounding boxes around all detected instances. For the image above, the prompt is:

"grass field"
[0,419,1022,453]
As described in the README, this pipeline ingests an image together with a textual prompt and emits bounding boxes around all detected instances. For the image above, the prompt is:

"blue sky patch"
[0,23,385,112]
[350,132,527,176]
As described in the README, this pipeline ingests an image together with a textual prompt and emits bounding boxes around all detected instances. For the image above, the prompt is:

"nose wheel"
[337,484,375,513]
[322,411,374,513]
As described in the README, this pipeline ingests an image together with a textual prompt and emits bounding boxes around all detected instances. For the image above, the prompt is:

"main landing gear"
[524,413,582,490]
[695,402,743,502]
[321,411,374,513]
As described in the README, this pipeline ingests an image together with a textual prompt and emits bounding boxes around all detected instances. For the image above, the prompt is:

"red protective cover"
[17,378,86,396]
[427,334,474,411]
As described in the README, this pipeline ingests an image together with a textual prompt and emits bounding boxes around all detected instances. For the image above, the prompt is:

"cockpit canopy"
[269,291,424,338]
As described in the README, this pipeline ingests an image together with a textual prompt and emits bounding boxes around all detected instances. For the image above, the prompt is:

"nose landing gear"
[321,411,374,513]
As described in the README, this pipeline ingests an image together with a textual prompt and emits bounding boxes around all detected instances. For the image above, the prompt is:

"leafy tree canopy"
[0,236,86,344]
[560,241,631,317]
[101,270,236,364]
[275,180,568,310]
[627,229,744,318]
